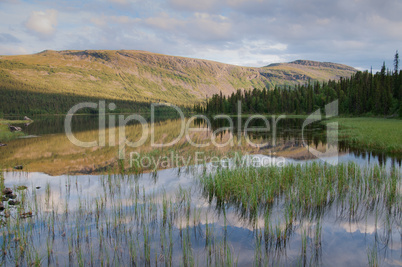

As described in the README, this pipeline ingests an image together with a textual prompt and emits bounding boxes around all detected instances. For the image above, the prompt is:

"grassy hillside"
[0,50,357,114]
[260,60,358,87]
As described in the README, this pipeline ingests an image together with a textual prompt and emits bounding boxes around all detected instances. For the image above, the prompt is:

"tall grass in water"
[0,171,243,266]
[367,243,378,267]
[201,162,401,265]
[201,162,400,219]
[0,162,400,266]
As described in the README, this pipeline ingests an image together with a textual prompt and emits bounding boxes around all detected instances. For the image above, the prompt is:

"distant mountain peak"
[266,59,357,72]
[0,49,357,105]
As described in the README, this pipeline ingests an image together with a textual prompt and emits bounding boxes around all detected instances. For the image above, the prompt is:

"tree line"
[195,53,402,117]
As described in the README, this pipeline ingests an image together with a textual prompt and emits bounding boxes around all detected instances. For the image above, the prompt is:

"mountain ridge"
[266,59,357,71]
[0,50,357,108]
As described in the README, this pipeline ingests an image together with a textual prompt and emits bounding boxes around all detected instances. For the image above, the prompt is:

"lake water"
[0,115,401,266]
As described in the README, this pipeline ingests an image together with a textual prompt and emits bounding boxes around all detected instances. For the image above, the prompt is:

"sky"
[0,0,401,70]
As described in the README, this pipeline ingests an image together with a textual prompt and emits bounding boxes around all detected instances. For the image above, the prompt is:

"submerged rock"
[20,211,33,218]
[8,200,20,205]
[3,188,12,195]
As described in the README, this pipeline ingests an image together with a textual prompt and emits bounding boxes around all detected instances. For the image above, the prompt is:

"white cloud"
[368,14,402,40]
[109,0,128,4]
[0,0,19,3]
[0,45,28,55]
[90,15,108,27]
[191,46,290,67]
[316,18,330,25]
[0,0,400,69]
[339,221,377,234]
[144,12,183,31]
[107,0,141,5]
[25,9,58,38]
[168,0,219,12]
[143,12,233,42]
[110,15,140,24]
[0,33,20,43]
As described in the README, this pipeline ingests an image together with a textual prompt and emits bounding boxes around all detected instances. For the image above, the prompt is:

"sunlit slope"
[260,60,358,87]
[0,50,357,106]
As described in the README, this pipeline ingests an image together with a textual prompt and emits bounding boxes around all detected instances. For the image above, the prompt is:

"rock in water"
[8,200,20,205]
[20,211,33,218]
[0,143,7,147]
[14,165,23,170]
[23,116,32,121]
[9,125,22,132]
[3,188,13,195]
[0,203,4,211]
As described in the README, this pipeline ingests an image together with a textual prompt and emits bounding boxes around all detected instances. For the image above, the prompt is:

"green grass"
[0,119,28,124]
[229,114,312,119]
[201,162,401,222]
[0,119,26,142]
[326,117,402,154]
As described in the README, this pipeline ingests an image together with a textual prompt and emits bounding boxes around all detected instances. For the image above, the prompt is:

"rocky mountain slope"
[0,50,357,107]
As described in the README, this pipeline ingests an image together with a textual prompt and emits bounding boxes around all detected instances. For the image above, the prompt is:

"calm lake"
[0,115,401,266]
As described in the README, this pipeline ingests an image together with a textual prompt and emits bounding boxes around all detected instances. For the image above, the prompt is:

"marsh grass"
[201,162,401,265]
[325,117,402,154]
[0,168,244,266]
[0,162,400,266]
[367,243,378,267]
[201,162,400,219]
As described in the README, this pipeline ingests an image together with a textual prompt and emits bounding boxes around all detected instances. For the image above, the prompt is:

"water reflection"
[1,160,400,266]
[0,115,401,175]
[195,116,402,166]
[15,113,180,136]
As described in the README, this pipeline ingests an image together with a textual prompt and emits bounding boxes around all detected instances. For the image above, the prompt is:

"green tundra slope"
[0,50,357,114]
[260,60,358,87]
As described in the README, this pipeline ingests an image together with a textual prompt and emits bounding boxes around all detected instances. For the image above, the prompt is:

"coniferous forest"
[196,53,402,117]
